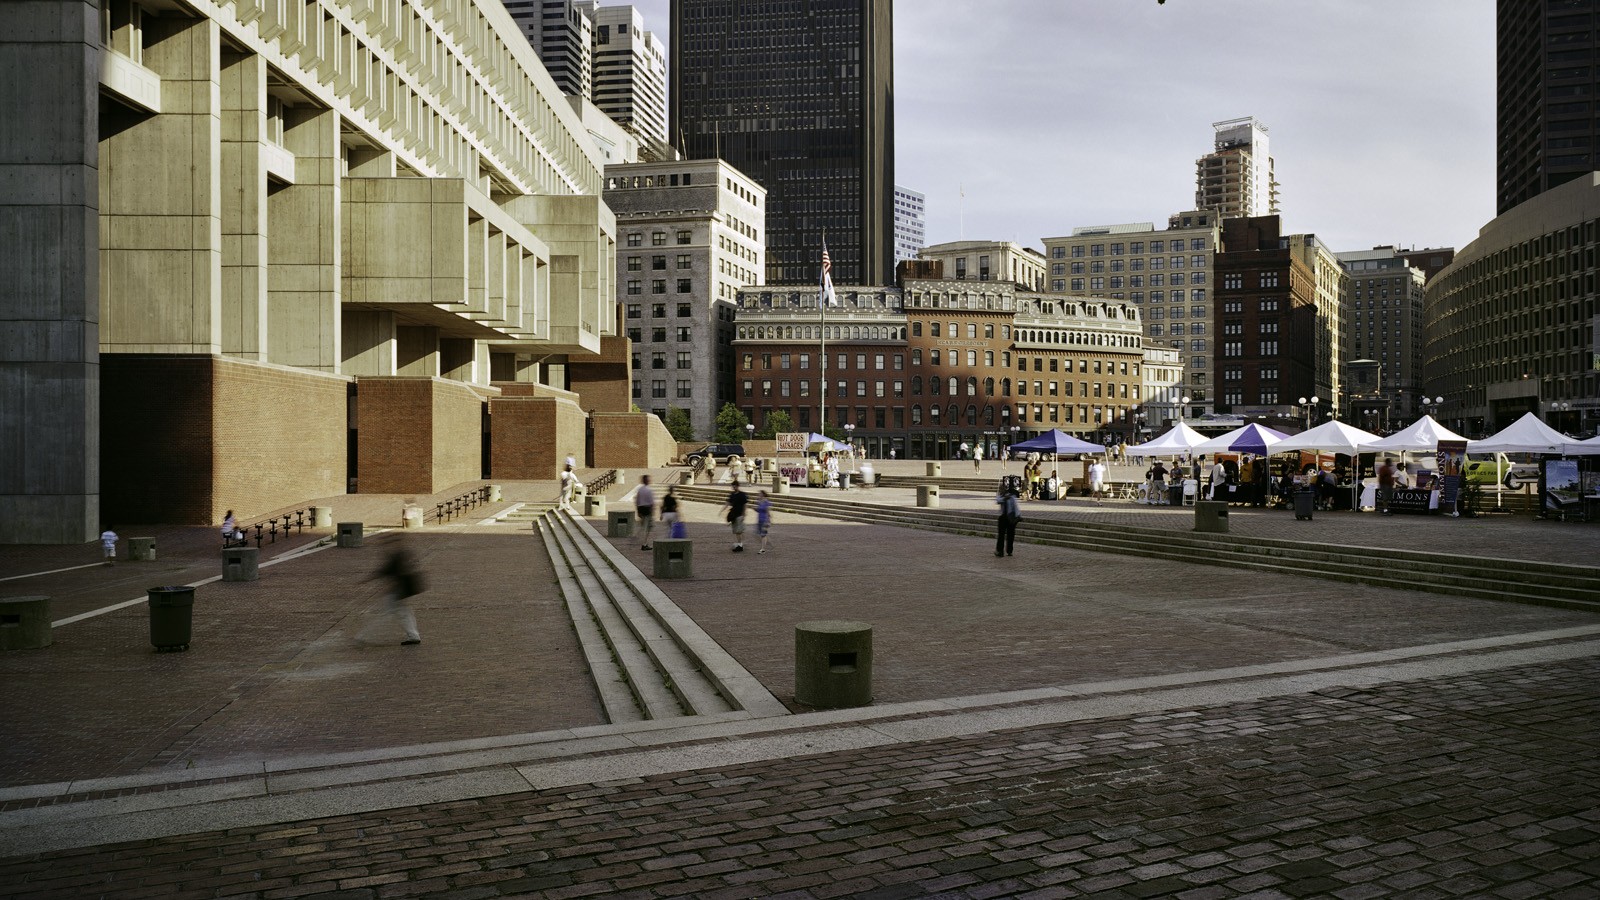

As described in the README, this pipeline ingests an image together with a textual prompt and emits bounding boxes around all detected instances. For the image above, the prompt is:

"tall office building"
[1196,117,1280,220]
[1497,0,1600,214]
[671,0,895,286]
[587,4,669,144]
[1337,247,1426,428]
[505,0,594,97]
[894,185,926,265]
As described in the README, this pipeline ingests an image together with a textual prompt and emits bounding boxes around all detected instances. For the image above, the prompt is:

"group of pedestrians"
[631,475,772,553]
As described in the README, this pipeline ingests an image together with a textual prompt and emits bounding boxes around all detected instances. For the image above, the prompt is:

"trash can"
[608,509,634,537]
[925,462,942,478]
[917,485,940,508]
[337,522,363,548]
[839,473,851,490]
[1294,490,1316,521]
[222,546,259,581]
[1194,501,1229,533]
[772,474,790,495]
[794,620,872,709]
[1168,484,1185,507]
[128,537,156,561]
[147,586,194,652]
[653,539,693,579]
[311,506,333,527]
[0,596,52,650]
[586,493,607,517]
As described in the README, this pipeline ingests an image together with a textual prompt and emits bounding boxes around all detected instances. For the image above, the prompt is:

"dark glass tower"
[1497,0,1600,214]
[671,0,894,286]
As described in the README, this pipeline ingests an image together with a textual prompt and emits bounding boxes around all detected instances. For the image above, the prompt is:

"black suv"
[685,443,746,465]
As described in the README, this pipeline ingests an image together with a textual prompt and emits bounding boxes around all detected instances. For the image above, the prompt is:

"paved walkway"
[1,465,1597,897]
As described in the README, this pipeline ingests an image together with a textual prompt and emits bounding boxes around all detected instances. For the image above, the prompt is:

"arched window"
[1002,377,1011,396]
[931,376,941,396]
[930,405,940,421]
[959,404,971,425]
[984,324,994,338]
[911,405,923,425]
[911,375,922,395]
[912,322,922,337]
[966,377,977,396]
[984,405,995,425]
[948,377,958,396]
[984,377,995,395]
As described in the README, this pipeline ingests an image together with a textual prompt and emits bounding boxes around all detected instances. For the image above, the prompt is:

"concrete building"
[733,278,1145,459]
[586,4,667,145]
[605,159,765,440]
[919,240,1046,291]
[1497,0,1600,215]
[568,95,640,165]
[1337,247,1427,429]
[1196,117,1280,220]
[894,185,926,265]
[1042,214,1221,419]
[1141,346,1186,435]
[0,0,657,543]
[1214,217,1319,422]
[1424,173,1600,437]
[506,0,593,98]
[1288,235,1348,422]
[671,0,895,286]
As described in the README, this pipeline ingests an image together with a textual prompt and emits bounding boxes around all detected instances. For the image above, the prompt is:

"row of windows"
[1050,238,1209,258]
[625,279,694,295]
[1219,341,1281,357]
[742,376,1138,402]
[626,254,693,271]
[1052,256,1208,275]
[632,379,695,399]
[1218,299,1281,313]
[626,229,693,248]
[609,173,696,191]
[1220,272,1282,289]
[627,303,695,318]
[1062,277,1207,292]
[633,350,695,368]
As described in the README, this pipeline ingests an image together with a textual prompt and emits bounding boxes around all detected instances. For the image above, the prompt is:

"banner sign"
[780,463,810,485]
[1387,488,1435,514]
[775,432,808,454]
[1544,459,1580,515]
[1436,439,1467,513]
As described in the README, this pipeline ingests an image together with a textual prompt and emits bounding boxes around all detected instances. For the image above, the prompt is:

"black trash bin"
[1294,490,1316,521]
[148,586,195,652]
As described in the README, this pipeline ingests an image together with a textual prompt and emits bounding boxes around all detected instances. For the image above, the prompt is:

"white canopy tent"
[1125,422,1210,458]
[1565,435,1600,456]
[1271,420,1382,455]
[1467,411,1569,455]
[1360,415,1467,454]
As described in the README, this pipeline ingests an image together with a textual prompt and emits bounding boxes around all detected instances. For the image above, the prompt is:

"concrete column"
[268,106,339,371]
[0,1,101,543]
[396,325,439,376]
[340,308,397,376]
[219,50,267,360]
[100,13,223,355]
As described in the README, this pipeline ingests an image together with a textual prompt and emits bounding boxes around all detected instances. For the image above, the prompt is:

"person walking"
[1148,460,1168,504]
[557,464,577,511]
[100,526,118,564]
[360,541,424,646]
[972,442,983,473]
[662,486,683,538]
[720,480,750,551]
[755,490,773,553]
[995,481,1021,557]
[635,474,657,550]
[959,441,969,460]
[1377,457,1397,515]
[1088,457,1107,501]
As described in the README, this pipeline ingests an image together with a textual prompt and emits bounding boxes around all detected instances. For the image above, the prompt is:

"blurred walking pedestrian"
[636,474,657,550]
[359,541,424,646]
[720,480,749,552]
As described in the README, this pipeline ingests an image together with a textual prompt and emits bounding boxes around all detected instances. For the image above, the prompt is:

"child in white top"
[100,528,118,562]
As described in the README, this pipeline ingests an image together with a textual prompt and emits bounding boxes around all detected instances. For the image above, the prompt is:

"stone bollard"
[1194,501,1229,534]
[794,620,872,709]
[586,493,607,517]
[653,539,693,579]
[401,506,424,529]
[926,461,941,478]
[311,506,333,527]
[337,522,364,548]
[488,484,503,502]
[917,484,940,508]
[127,537,157,561]
[608,509,634,537]
[222,546,259,581]
[772,474,790,495]
[0,596,52,650]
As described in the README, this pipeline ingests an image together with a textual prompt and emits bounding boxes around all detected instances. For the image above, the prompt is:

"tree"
[663,407,696,443]
[713,402,750,443]
[759,410,793,439]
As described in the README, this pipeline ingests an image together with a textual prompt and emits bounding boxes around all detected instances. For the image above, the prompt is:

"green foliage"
[759,410,794,439]
[663,407,696,442]
[820,422,846,441]
[713,403,750,443]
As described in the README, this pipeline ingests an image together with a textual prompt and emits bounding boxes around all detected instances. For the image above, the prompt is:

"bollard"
[401,506,424,529]
[772,474,790,495]
[653,538,693,579]
[0,596,52,651]
[608,509,634,537]
[586,493,607,517]
[222,546,259,581]
[794,620,872,709]
[311,506,333,527]
[926,461,941,478]
[127,537,156,561]
[337,521,364,548]
[917,484,940,508]
[147,586,194,652]
[488,484,503,502]
[1194,501,1229,534]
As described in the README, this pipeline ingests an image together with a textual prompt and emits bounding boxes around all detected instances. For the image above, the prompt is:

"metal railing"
[433,486,492,523]
[225,509,310,549]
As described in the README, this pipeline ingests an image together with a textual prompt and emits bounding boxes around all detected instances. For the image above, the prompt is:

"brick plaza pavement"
[1,465,1598,897]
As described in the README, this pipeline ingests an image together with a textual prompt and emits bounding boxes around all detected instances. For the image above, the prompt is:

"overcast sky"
[625,0,1496,255]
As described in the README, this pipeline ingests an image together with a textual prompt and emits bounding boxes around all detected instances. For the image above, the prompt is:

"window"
[652,327,667,342]
[1260,321,1279,335]
[652,255,666,270]
[799,353,810,370]
[894,354,904,370]
[742,353,753,370]
[627,257,642,271]
[1071,278,1085,291]
[652,379,666,398]
[742,379,753,397]
[651,231,666,246]
[932,349,942,366]
[652,303,666,318]
[856,380,867,397]
[1260,272,1279,288]
[856,353,867,369]
[677,351,692,369]
[761,380,772,397]
[651,280,665,294]
[676,279,692,293]
[1071,245,1085,257]
[677,230,691,245]
[627,281,641,295]
[875,354,885,370]
[632,380,641,399]
[762,353,773,369]
[931,322,942,338]
[651,352,665,369]
[912,322,922,337]
[1223,341,1242,357]
[779,380,790,397]
[677,380,692,398]
[1223,274,1243,290]
[627,327,641,342]
[967,350,978,366]
[911,348,922,365]
[1260,298,1280,312]
[627,233,642,247]
[677,254,692,269]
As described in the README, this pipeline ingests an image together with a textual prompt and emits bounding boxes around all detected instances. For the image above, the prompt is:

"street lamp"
[1554,401,1572,434]
[745,422,755,444]
[1297,395,1319,430]
[1420,395,1444,421]
[1133,406,1147,438]
[844,423,856,472]
[1180,395,1191,421]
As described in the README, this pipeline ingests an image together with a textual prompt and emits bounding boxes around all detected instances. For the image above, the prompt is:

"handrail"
[224,508,310,550]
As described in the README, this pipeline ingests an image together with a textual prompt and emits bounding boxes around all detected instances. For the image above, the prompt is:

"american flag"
[820,240,836,306]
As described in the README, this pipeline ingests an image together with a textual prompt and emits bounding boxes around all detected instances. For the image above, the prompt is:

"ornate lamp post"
[1297,395,1319,430]
[1553,401,1572,434]
[1179,395,1191,422]
[844,422,856,472]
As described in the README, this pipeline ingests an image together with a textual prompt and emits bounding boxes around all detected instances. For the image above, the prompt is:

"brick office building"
[733,278,1144,459]
[1214,217,1319,422]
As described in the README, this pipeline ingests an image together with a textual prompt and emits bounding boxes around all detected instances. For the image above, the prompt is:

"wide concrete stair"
[673,486,1600,613]
[526,505,787,725]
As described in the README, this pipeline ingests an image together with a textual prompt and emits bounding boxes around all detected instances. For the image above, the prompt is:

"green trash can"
[148,586,195,652]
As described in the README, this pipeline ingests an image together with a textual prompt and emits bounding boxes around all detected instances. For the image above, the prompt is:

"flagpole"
[819,231,828,436]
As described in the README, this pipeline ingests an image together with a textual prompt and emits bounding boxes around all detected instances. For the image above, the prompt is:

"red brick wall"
[592,412,675,469]
[488,394,587,477]
[101,355,348,526]
[356,377,491,495]
[566,334,630,412]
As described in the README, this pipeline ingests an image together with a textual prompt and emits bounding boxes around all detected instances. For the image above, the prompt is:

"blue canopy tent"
[1193,422,1290,456]
[1008,429,1104,456]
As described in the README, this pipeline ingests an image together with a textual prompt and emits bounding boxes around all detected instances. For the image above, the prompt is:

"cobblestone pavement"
[1,656,1596,898]
[1,466,1597,897]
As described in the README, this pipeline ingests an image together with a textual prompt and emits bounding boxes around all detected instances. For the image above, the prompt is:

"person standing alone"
[721,480,750,551]
[755,490,773,553]
[995,482,1021,557]
[635,475,657,550]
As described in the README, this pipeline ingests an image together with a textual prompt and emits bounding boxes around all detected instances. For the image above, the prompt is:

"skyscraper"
[1496,0,1600,214]
[587,4,669,144]
[671,0,895,286]
[505,0,593,97]
[893,185,926,265]
[1195,117,1279,220]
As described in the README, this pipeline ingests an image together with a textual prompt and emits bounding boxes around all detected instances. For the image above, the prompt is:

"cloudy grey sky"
[626,0,1496,255]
